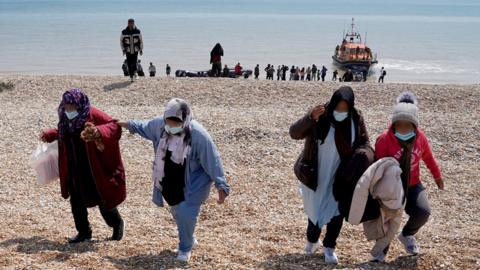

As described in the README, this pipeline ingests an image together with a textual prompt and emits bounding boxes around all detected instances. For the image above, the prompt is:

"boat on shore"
[332,18,378,73]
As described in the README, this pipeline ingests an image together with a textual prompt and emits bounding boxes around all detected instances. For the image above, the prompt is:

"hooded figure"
[41,89,126,244]
[210,43,224,62]
[289,86,370,264]
[210,43,224,77]
[118,98,230,262]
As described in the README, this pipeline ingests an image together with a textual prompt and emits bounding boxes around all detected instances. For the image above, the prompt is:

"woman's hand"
[435,178,444,190]
[310,105,325,121]
[114,119,129,129]
[217,189,227,205]
[81,122,101,142]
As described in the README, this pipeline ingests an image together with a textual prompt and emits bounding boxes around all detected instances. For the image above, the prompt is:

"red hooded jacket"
[375,125,441,187]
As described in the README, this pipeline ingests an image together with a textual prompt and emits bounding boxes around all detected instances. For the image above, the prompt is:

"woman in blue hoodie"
[117,98,230,262]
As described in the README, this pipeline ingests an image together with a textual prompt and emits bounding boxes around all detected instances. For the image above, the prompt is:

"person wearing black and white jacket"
[121,18,143,82]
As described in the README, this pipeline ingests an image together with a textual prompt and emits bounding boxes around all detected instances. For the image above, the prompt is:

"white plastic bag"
[29,142,59,185]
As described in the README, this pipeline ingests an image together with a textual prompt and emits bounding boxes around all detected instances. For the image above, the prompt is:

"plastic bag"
[29,142,59,185]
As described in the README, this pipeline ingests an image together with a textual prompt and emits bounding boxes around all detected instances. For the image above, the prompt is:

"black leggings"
[211,62,222,77]
[307,215,344,248]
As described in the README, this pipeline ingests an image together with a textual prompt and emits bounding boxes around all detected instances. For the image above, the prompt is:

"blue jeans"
[170,201,201,252]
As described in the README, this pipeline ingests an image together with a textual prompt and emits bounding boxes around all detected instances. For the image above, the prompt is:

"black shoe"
[111,219,124,241]
[68,231,92,244]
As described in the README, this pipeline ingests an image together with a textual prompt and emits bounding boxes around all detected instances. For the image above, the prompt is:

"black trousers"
[70,189,122,234]
[307,215,344,248]
[211,62,222,77]
[126,53,138,78]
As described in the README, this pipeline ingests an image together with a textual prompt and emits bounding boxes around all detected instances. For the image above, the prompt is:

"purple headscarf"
[58,88,91,138]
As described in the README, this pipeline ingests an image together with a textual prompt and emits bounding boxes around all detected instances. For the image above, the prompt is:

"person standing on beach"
[210,43,224,77]
[41,89,126,244]
[149,62,156,77]
[306,66,312,81]
[269,65,275,80]
[379,67,386,83]
[311,65,318,81]
[362,70,368,82]
[254,64,260,79]
[282,65,289,81]
[290,86,371,264]
[166,64,171,76]
[342,69,354,82]
[121,18,143,82]
[265,64,272,80]
[277,65,281,80]
[300,67,305,81]
[295,67,301,81]
[137,60,145,77]
[332,70,338,81]
[116,98,230,263]
[375,91,443,260]
[321,66,328,82]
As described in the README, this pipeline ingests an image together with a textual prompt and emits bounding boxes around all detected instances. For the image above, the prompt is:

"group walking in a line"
[40,85,443,264]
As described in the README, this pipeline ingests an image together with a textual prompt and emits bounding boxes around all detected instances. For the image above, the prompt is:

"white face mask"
[65,111,79,120]
[165,124,183,135]
[333,111,348,122]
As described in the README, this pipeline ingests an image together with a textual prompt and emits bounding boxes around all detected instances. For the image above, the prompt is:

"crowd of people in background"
[120,20,387,83]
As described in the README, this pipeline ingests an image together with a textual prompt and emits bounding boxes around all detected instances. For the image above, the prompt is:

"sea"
[1,0,479,84]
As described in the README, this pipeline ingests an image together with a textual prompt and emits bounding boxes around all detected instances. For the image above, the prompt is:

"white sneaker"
[304,241,320,255]
[398,233,420,255]
[192,237,199,249]
[323,247,338,264]
[176,250,191,262]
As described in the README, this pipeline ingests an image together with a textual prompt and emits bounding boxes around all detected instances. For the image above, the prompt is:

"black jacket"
[121,27,143,54]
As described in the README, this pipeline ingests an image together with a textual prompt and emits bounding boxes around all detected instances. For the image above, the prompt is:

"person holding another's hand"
[116,98,230,263]
[41,89,126,244]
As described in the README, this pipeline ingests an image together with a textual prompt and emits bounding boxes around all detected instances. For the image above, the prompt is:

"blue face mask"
[165,124,183,135]
[65,111,79,120]
[333,111,348,122]
[395,131,416,141]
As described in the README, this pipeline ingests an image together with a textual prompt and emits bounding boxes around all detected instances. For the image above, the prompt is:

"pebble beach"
[0,75,479,269]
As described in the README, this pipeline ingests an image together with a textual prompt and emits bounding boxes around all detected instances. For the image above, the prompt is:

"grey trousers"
[402,183,431,236]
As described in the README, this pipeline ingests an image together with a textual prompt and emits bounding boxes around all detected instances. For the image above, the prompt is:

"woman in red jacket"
[375,91,443,259]
[41,89,126,243]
